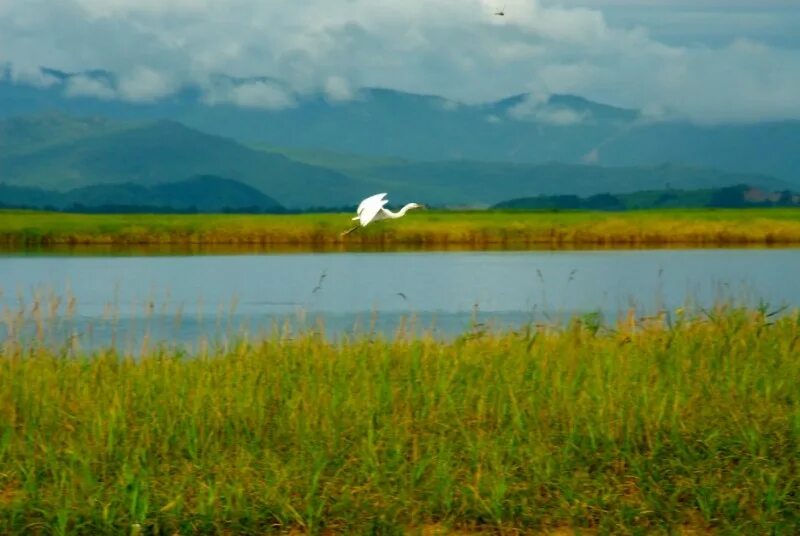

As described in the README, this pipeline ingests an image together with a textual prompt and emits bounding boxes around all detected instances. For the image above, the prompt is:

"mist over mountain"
[2,71,799,183]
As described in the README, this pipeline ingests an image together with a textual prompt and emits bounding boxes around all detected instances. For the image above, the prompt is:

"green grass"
[1,306,800,533]
[4,208,800,248]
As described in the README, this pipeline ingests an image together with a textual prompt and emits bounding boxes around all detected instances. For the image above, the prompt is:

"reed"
[1,306,799,533]
[3,208,800,248]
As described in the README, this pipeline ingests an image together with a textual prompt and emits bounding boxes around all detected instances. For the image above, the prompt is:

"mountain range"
[2,69,799,184]
[0,175,283,212]
[0,113,788,210]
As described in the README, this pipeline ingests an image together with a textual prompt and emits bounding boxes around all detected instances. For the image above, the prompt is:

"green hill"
[0,184,60,209]
[2,73,799,182]
[357,161,785,207]
[0,115,365,208]
[0,175,284,212]
[0,114,789,210]
[493,185,800,211]
[0,113,134,157]
[258,145,787,207]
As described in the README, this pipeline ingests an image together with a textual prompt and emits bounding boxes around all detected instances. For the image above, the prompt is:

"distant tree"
[551,195,582,209]
[708,185,749,208]
[585,193,624,210]
[777,190,794,206]
[654,192,678,206]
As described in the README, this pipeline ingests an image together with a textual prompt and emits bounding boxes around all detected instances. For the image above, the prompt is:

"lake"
[1,248,798,349]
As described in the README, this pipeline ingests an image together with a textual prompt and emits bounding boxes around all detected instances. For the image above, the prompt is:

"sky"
[1,0,799,123]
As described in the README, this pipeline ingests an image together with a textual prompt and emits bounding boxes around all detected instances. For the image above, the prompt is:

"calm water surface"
[1,248,798,348]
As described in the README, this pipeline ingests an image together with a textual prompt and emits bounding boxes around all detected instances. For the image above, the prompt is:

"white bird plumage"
[341,193,423,236]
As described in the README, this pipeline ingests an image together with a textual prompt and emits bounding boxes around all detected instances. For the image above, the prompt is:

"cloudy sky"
[1,0,799,122]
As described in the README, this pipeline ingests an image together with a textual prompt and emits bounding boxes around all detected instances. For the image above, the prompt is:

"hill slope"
[0,114,788,209]
[0,175,284,212]
[257,146,787,206]
[0,115,365,208]
[370,161,785,206]
[2,72,799,181]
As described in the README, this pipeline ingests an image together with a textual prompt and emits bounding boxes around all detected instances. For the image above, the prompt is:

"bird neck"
[384,203,416,219]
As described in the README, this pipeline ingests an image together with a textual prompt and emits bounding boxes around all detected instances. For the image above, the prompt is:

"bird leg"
[340,225,359,237]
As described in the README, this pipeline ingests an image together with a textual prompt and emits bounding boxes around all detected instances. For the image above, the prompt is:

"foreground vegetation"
[3,208,800,248]
[1,307,799,533]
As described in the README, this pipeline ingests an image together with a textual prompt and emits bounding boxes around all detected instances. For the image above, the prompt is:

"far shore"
[3,208,800,248]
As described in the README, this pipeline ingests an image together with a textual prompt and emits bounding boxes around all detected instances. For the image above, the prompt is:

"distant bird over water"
[494,4,505,16]
[341,193,424,236]
[312,270,327,294]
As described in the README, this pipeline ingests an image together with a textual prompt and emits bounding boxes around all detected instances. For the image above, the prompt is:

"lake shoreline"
[3,208,800,248]
[5,242,800,258]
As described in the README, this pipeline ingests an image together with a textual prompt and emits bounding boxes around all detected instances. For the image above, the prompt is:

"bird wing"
[357,193,387,215]
[357,193,389,226]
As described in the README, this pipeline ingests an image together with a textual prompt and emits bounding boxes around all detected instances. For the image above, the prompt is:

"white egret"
[341,193,424,236]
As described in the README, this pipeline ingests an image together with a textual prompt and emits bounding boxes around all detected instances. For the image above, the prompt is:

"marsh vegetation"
[4,208,800,248]
[0,303,799,533]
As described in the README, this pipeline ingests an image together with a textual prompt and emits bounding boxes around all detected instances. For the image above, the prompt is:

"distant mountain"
[2,71,799,182]
[493,185,800,211]
[0,113,133,157]
[371,161,786,207]
[0,184,60,209]
[260,146,787,206]
[0,114,365,208]
[0,175,284,212]
[0,113,789,209]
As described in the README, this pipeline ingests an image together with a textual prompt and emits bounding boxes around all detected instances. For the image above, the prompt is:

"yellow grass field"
[3,208,800,248]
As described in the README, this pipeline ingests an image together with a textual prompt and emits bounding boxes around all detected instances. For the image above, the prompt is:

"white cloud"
[0,0,798,122]
[537,108,589,126]
[117,66,174,101]
[508,94,590,125]
[323,75,354,103]
[438,99,461,111]
[582,148,599,163]
[7,64,61,87]
[531,38,800,123]
[203,79,296,110]
[554,1,796,6]
[508,101,591,126]
[64,74,115,99]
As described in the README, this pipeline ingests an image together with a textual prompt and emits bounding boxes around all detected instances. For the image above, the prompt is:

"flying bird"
[341,193,424,236]
[494,4,505,16]
[312,270,327,294]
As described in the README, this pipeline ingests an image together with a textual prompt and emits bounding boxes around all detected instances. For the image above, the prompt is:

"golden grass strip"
[3,208,800,248]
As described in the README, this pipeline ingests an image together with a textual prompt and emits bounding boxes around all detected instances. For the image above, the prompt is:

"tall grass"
[3,208,800,248]
[1,306,799,533]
